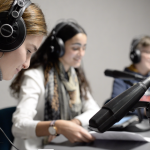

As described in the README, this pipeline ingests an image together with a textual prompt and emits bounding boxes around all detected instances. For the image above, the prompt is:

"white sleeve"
[74,92,100,127]
[12,75,42,139]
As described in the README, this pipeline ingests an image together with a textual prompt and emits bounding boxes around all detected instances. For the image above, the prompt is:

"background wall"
[1,0,150,109]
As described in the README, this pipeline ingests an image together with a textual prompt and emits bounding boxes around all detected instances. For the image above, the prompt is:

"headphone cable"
[0,127,19,150]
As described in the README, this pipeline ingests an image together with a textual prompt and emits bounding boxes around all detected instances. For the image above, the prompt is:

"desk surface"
[45,130,150,150]
[44,119,150,150]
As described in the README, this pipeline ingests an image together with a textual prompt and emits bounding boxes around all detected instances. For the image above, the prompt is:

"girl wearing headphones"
[0,0,47,81]
[10,20,99,150]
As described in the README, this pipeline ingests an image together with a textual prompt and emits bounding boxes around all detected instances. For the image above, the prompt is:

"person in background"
[0,0,47,81]
[10,20,100,150]
[106,36,150,117]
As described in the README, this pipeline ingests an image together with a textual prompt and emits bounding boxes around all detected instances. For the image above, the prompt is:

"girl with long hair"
[10,20,99,150]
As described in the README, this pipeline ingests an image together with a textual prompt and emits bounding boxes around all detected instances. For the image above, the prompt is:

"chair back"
[0,107,16,150]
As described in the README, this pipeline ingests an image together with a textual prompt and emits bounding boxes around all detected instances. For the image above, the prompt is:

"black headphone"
[130,37,142,64]
[50,21,80,57]
[0,0,31,52]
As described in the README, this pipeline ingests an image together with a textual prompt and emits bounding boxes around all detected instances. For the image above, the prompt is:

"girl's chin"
[73,63,81,68]
[3,74,14,80]
[3,78,12,81]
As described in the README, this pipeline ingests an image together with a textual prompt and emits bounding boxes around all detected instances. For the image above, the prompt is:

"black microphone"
[89,77,150,133]
[104,69,145,81]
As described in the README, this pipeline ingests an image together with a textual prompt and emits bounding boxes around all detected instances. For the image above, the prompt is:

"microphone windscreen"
[104,69,145,81]
[104,70,114,77]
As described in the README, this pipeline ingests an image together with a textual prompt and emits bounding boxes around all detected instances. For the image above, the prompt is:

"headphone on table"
[50,21,80,57]
[0,0,31,52]
[130,37,142,64]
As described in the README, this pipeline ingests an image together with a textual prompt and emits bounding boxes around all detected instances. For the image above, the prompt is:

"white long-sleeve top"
[11,66,100,150]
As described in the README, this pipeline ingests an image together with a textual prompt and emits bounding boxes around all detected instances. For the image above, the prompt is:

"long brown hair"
[10,21,91,100]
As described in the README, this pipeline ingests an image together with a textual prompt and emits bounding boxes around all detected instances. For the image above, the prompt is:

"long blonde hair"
[0,0,47,36]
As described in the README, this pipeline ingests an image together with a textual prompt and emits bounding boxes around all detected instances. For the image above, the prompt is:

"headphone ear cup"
[130,49,141,64]
[0,12,26,52]
[55,37,65,57]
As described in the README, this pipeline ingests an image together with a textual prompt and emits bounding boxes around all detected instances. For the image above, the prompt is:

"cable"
[0,128,19,150]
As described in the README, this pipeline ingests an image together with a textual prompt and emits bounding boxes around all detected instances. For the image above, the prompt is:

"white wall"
[1,0,150,109]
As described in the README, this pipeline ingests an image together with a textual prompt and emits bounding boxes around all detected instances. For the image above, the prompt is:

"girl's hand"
[71,118,82,125]
[47,135,57,143]
[55,120,95,143]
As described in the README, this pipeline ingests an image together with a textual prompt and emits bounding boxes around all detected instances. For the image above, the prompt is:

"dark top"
[111,67,150,100]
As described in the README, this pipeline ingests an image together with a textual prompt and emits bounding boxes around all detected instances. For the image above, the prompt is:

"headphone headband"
[9,0,31,21]
[0,0,31,52]
[131,38,141,52]
[53,22,68,36]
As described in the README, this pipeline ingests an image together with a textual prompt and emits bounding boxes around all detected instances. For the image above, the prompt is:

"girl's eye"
[72,47,80,50]
[28,50,31,53]
[145,51,150,54]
